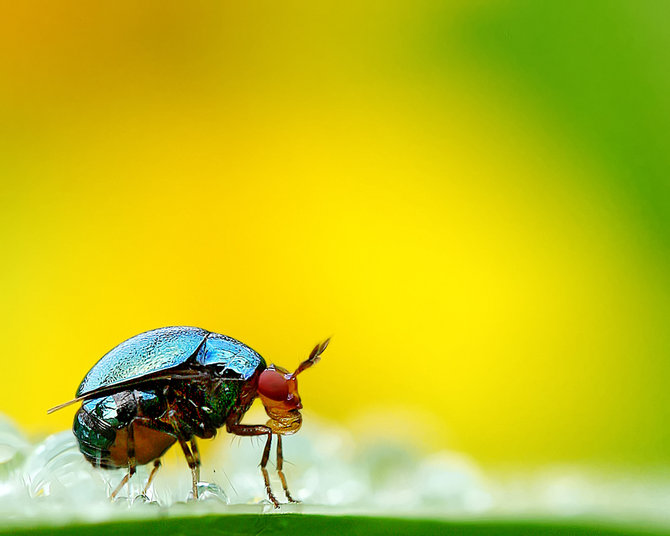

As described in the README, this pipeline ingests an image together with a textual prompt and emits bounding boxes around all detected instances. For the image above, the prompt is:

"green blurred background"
[1,0,668,469]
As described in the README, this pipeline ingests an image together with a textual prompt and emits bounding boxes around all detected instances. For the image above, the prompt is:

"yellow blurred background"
[2,1,669,468]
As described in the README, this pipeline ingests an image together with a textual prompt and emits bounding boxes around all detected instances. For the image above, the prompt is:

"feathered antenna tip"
[292,337,331,377]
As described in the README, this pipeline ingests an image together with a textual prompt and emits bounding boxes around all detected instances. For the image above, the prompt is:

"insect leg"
[166,413,201,499]
[142,459,161,496]
[175,436,200,499]
[276,434,299,503]
[259,433,279,508]
[111,425,137,500]
[226,421,279,508]
[190,437,202,485]
[263,433,274,498]
[110,467,136,500]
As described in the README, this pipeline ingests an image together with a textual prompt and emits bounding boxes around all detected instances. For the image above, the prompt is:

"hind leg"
[110,466,136,499]
[142,459,162,495]
[111,424,137,500]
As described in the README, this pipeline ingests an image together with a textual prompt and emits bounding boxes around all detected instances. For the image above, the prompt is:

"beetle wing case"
[76,327,209,397]
[195,332,265,380]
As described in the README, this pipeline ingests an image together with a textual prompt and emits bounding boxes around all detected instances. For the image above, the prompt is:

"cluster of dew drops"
[0,410,492,524]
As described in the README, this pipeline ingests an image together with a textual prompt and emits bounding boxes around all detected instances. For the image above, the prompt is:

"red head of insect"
[257,338,330,434]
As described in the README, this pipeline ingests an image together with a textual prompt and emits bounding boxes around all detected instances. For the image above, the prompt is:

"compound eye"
[258,369,289,401]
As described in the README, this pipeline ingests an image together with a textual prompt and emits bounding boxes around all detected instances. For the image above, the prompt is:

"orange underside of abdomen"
[108,422,177,467]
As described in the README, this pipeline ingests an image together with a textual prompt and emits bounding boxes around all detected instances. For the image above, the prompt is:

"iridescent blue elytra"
[77,326,263,397]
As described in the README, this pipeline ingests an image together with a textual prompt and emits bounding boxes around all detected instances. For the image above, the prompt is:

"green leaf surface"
[1,515,668,536]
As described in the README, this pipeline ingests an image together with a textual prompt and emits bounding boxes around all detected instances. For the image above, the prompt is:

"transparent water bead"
[23,431,107,501]
[0,414,30,472]
[0,415,33,521]
[188,481,229,503]
[11,410,668,526]
[415,452,492,514]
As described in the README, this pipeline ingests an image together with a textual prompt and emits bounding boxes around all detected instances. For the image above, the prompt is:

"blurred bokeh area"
[2,0,670,482]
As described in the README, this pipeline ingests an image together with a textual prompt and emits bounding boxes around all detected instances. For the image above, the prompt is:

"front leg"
[226,419,279,508]
[276,434,299,503]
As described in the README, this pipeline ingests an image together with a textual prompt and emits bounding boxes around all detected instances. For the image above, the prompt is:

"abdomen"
[73,389,176,469]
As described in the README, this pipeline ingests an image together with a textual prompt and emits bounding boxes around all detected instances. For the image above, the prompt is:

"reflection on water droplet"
[23,432,106,501]
[0,415,30,473]
[190,481,228,503]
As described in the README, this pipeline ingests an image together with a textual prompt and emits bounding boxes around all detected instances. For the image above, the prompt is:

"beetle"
[48,326,330,506]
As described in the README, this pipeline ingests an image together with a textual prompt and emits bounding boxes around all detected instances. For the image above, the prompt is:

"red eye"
[258,369,289,401]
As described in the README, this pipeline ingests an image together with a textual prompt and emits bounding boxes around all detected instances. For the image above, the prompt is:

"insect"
[48,326,330,506]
